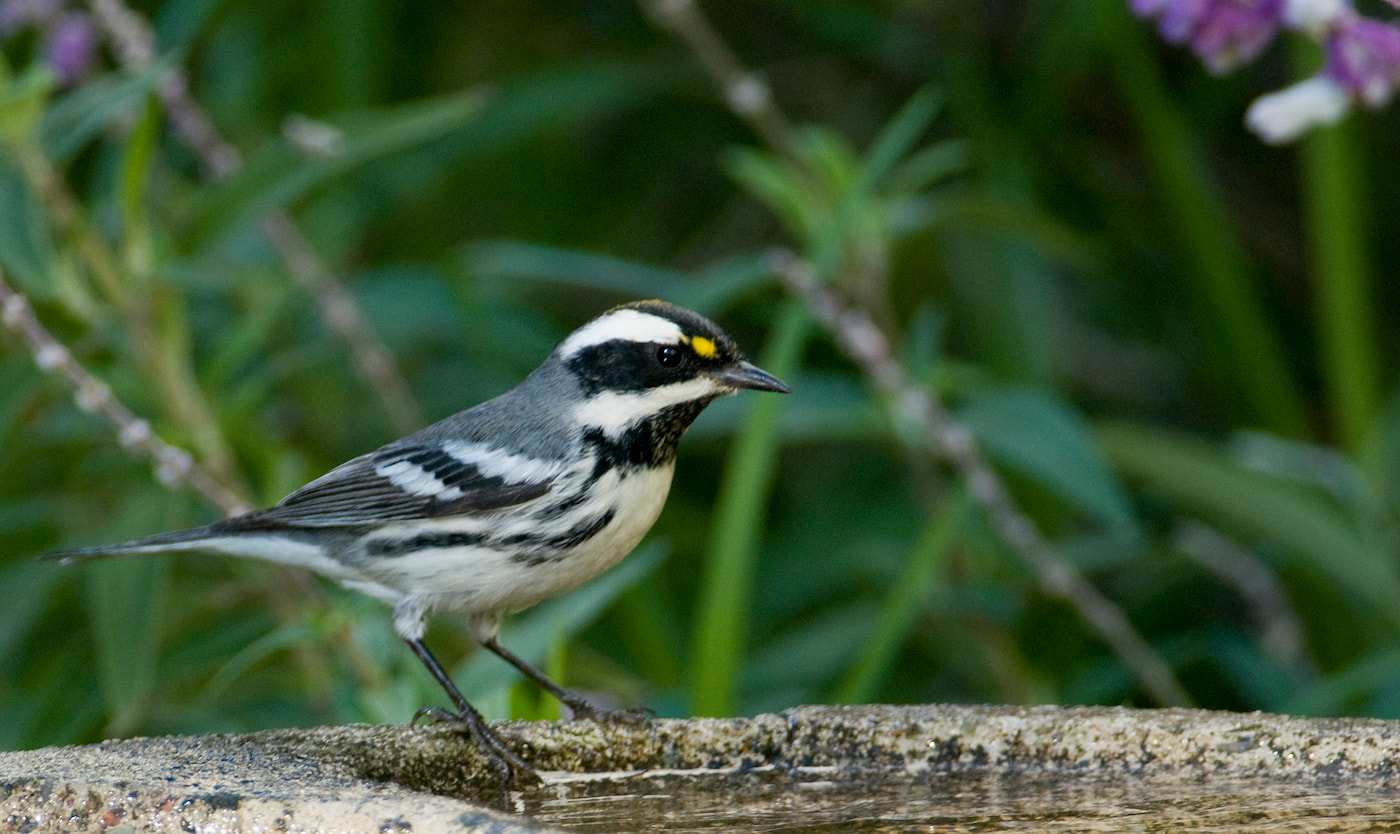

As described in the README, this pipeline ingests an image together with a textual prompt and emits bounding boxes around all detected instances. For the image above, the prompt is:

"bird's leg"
[404,637,541,786]
[480,635,651,724]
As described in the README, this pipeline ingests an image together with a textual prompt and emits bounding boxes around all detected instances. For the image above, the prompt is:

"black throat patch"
[583,399,714,476]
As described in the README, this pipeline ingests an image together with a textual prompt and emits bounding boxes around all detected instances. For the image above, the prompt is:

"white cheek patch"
[575,376,722,436]
[441,441,563,484]
[557,309,685,358]
[376,460,465,500]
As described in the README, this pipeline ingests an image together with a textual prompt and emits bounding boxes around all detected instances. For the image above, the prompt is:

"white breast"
[358,463,676,617]
[498,463,675,610]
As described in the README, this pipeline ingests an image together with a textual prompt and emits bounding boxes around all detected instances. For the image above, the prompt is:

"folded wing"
[225,444,558,529]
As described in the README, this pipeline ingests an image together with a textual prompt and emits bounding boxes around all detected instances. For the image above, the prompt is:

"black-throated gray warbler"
[45,299,789,784]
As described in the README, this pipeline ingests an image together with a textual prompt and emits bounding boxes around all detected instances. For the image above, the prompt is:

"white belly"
[359,463,676,616]
[500,463,675,610]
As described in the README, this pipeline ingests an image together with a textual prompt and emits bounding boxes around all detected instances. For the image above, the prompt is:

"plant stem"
[689,300,807,717]
[1293,47,1378,453]
[835,487,972,704]
[1105,8,1310,439]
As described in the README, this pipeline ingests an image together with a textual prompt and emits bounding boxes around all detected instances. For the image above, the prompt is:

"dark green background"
[3,0,1399,750]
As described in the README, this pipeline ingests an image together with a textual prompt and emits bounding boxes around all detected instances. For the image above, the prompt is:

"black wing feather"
[220,445,555,530]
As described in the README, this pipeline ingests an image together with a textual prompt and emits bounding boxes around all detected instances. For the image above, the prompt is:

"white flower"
[1244,75,1349,143]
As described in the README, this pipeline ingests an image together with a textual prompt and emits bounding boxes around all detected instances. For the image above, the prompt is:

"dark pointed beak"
[709,360,791,394]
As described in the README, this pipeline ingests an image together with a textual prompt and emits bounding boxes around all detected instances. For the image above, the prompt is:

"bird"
[43,299,790,785]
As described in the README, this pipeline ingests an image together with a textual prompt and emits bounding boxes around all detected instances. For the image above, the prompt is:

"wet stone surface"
[529,769,1400,832]
[5,704,1400,832]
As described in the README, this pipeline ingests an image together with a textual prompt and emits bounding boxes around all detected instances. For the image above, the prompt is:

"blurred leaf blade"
[834,487,971,704]
[1099,423,1400,628]
[690,301,809,717]
[963,387,1138,532]
[186,87,492,251]
[85,557,171,735]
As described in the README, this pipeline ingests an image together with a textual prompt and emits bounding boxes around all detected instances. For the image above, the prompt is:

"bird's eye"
[656,345,683,367]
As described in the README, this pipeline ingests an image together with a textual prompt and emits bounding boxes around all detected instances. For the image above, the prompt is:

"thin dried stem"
[773,250,1193,708]
[640,0,799,157]
[1174,521,1311,671]
[9,120,248,492]
[86,0,423,434]
[257,213,422,432]
[0,272,250,516]
[644,0,1190,707]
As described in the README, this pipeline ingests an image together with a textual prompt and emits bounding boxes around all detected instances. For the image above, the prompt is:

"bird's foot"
[562,697,655,726]
[413,706,541,787]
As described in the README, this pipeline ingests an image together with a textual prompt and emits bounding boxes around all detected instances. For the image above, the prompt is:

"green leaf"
[86,556,171,735]
[690,301,809,717]
[834,488,972,704]
[354,264,463,347]
[41,59,173,164]
[725,146,823,242]
[612,579,684,690]
[960,387,1137,530]
[1103,12,1309,438]
[851,85,944,197]
[0,159,57,295]
[464,240,693,298]
[1282,646,1400,717]
[186,88,491,251]
[690,372,882,443]
[117,99,162,279]
[0,636,105,749]
[744,599,881,700]
[683,253,780,314]
[199,620,318,701]
[0,560,59,672]
[1198,627,1297,711]
[1360,386,1400,519]
[0,64,54,147]
[463,242,777,322]
[154,0,228,51]
[887,138,970,195]
[1099,422,1400,628]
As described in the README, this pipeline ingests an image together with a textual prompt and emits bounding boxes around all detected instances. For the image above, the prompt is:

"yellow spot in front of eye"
[690,336,717,358]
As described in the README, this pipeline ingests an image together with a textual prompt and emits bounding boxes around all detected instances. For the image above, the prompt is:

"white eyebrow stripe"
[376,460,465,500]
[557,309,685,358]
[441,441,563,484]
[573,376,724,437]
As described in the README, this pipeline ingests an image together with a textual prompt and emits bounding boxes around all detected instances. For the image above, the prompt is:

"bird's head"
[548,299,789,446]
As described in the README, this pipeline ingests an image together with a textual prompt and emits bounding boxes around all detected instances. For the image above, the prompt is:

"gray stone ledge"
[5,704,1400,832]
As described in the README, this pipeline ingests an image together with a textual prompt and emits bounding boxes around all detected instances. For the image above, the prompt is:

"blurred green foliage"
[3,0,1400,754]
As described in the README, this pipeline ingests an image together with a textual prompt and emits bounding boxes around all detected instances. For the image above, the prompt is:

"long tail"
[41,525,226,563]
[41,523,360,586]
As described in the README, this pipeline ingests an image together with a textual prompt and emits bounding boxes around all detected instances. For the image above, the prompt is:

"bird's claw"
[564,699,655,725]
[412,706,541,787]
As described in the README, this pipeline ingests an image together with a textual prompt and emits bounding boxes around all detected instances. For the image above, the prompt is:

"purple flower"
[0,0,59,33]
[1193,0,1287,71]
[1325,15,1400,106]
[1132,0,1208,41]
[1,1,98,86]
[45,13,94,85]
[1133,0,1286,74]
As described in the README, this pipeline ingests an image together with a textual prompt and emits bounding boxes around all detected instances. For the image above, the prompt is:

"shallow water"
[523,767,1400,832]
